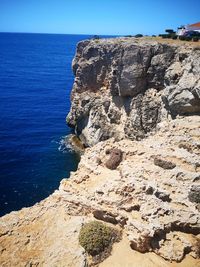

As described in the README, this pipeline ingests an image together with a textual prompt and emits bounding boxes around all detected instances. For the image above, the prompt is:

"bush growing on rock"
[105,148,123,170]
[79,221,118,257]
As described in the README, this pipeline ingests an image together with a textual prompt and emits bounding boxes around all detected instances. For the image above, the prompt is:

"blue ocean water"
[0,33,94,217]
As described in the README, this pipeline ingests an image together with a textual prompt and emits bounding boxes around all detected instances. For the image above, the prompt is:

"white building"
[177,22,200,36]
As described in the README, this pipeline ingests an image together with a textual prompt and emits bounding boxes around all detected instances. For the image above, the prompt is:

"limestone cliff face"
[67,38,200,146]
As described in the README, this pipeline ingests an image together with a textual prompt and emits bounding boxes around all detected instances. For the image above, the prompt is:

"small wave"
[58,135,74,153]
[51,139,59,144]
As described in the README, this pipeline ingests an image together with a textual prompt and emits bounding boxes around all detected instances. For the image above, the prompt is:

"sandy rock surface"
[0,195,87,267]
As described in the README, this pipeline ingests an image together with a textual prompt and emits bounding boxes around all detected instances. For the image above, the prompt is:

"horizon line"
[0,31,121,36]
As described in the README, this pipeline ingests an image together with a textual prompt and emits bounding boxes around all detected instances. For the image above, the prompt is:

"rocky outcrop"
[67,38,200,146]
[105,148,123,170]
[1,116,200,266]
[62,116,200,263]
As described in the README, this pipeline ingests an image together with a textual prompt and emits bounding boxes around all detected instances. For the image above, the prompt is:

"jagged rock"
[67,38,200,146]
[67,134,85,153]
[155,232,194,262]
[120,204,140,212]
[154,156,176,169]
[93,210,118,224]
[163,47,200,118]
[105,148,123,170]
[188,185,200,203]
[154,190,171,202]
[145,186,155,195]
[130,238,152,253]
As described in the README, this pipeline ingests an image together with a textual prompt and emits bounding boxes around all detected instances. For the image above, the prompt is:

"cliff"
[0,38,200,267]
[67,38,200,146]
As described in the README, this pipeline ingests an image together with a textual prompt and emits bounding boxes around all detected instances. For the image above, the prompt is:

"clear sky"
[0,0,199,35]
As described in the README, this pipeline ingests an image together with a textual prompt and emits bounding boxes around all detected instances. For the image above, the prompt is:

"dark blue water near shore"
[0,33,94,216]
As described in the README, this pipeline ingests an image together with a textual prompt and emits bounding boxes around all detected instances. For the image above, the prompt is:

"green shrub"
[79,221,117,256]
[179,36,186,41]
[179,36,192,41]
[135,34,143,38]
[161,34,170,39]
[165,29,175,34]
[185,36,192,41]
[172,35,177,40]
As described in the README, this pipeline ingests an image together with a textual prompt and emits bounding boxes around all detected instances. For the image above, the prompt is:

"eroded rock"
[67,38,200,146]
[105,148,123,170]
[93,210,118,224]
[154,156,176,169]
[188,185,200,203]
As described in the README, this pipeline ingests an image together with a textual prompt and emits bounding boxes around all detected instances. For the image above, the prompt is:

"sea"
[0,32,102,217]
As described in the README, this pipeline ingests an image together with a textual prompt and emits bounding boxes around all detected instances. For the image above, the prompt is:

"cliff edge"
[0,38,200,267]
[67,37,200,146]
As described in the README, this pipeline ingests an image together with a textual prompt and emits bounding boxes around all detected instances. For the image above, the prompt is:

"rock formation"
[0,38,200,267]
[67,38,200,146]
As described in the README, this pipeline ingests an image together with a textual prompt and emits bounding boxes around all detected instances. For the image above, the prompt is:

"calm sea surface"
[0,33,94,216]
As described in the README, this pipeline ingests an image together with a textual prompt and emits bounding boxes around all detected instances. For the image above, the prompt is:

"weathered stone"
[0,196,87,267]
[105,148,123,170]
[155,232,194,262]
[145,186,154,195]
[129,231,152,253]
[188,185,200,203]
[154,156,176,169]
[155,190,171,202]
[93,210,118,224]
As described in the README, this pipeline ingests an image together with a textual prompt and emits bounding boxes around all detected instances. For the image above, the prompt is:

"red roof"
[188,22,200,28]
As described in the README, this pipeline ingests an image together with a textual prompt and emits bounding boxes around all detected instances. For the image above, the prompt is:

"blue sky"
[0,0,199,35]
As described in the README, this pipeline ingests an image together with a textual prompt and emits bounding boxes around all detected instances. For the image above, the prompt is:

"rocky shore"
[0,37,200,267]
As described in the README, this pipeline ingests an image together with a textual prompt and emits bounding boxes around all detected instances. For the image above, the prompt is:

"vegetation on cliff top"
[79,221,120,264]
